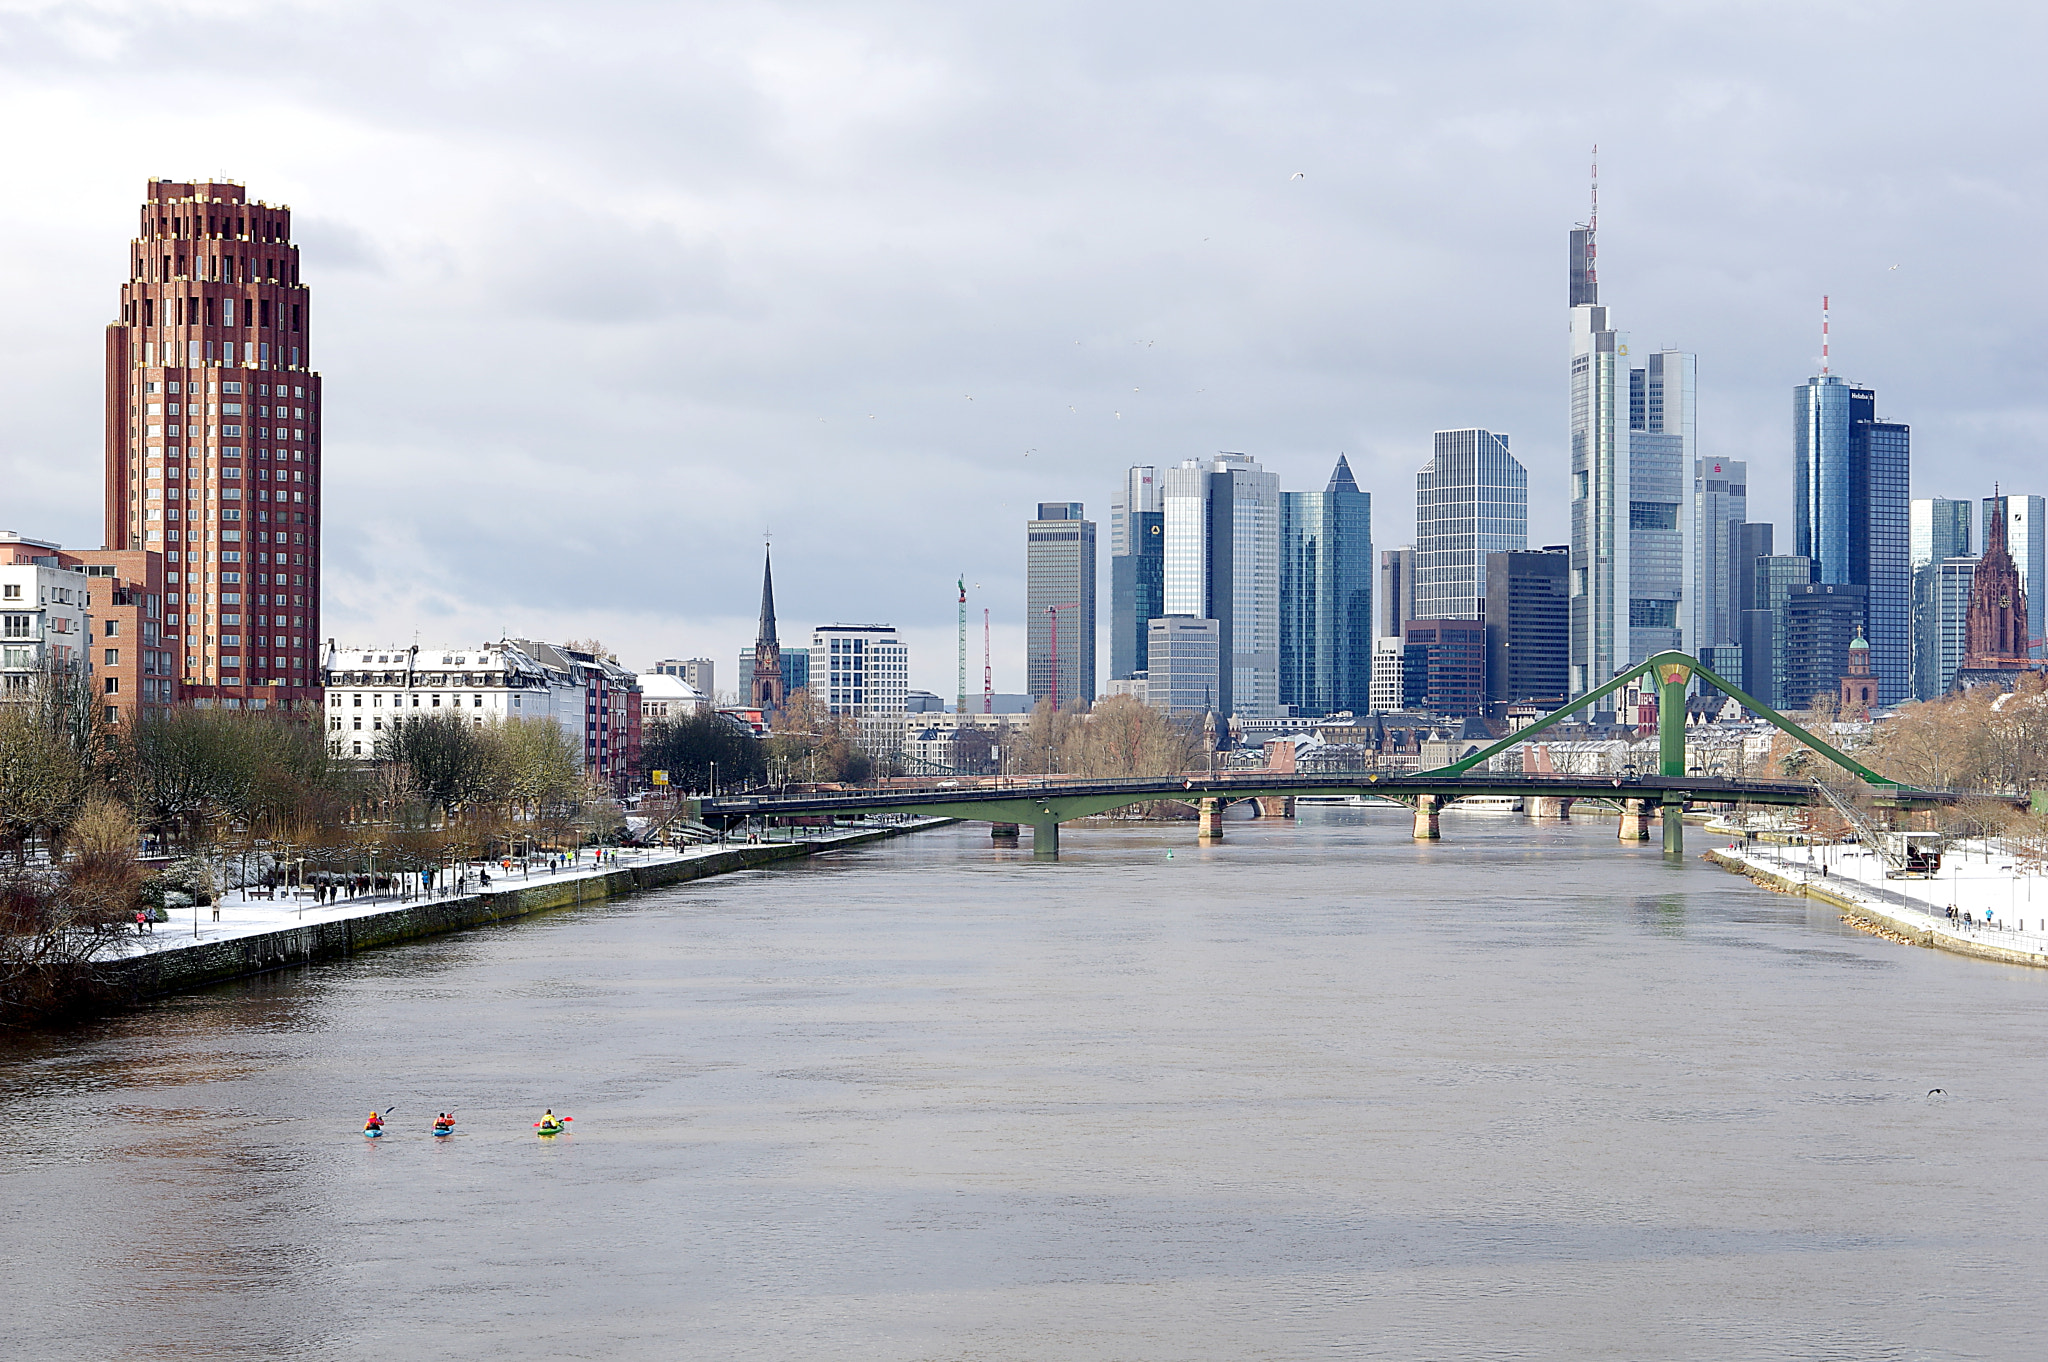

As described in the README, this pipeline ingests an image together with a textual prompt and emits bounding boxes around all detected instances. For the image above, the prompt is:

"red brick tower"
[1965,491,2030,669]
[105,179,321,710]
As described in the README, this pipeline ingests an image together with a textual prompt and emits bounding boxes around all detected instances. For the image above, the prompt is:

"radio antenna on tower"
[983,608,993,714]
[1820,295,1831,375]
[1587,144,1598,295]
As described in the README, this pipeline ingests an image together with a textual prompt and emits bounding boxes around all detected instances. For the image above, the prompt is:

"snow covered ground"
[1713,832,2048,956]
[115,823,919,960]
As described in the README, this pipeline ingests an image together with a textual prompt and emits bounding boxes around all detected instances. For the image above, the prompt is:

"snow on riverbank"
[114,824,919,960]
[1712,833,2048,959]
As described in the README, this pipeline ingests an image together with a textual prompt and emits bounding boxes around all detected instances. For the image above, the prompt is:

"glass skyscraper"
[1567,221,1694,696]
[1025,502,1096,708]
[1910,497,1974,699]
[1108,467,1163,683]
[1279,455,1374,716]
[1793,375,1909,703]
[1414,429,1525,622]
[1692,458,1748,653]
[1162,452,1279,717]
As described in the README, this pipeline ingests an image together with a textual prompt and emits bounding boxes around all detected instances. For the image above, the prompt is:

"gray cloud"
[0,0,2043,696]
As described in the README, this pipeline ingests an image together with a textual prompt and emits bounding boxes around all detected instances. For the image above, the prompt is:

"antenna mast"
[1820,295,1830,375]
[982,608,993,714]
[1587,144,1598,295]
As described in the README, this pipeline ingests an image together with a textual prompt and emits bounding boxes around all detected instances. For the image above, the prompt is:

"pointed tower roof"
[756,545,778,647]
[1326,453,1360,495]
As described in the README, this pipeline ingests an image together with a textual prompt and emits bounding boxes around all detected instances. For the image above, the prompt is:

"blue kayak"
[432,1127,454,1138]
[362,1127,384,1138]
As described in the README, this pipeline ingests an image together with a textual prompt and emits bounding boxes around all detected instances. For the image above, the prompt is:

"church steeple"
[750,544,786,715]
[757,546,779,648]
[1965,491,2031,668]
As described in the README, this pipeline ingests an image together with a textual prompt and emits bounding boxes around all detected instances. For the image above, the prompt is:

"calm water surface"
[5,812,2048,1360]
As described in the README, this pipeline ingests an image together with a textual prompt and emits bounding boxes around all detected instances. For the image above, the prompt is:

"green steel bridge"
[694,651,1997,857]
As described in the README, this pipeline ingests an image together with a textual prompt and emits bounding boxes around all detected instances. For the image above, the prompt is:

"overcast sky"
[1,1,2042,700]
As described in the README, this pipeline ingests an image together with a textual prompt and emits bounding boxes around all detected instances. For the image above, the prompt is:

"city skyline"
[2,7,2044,700]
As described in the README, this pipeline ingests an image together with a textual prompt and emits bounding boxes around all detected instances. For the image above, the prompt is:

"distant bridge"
[697,769,1983,857]
[692,650,2021,857]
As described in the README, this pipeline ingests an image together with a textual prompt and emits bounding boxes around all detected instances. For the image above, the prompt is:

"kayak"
[432,1126,454,1138]
[536,1124,565,1136]
[362,1127,384,1138]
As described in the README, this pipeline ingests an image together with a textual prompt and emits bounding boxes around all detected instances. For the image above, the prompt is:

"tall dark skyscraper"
[1279,455,1374,716]
[107,179,321,707]
[1484,547,1569,710]
[1793,374,1909,704]
[1026,502,1097,708]
[1782,582,1867,712]
[1109,466,1163,683]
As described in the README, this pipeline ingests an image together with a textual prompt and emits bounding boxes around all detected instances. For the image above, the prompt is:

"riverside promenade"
[1707,834,2048,969]
[109,818,951,1000]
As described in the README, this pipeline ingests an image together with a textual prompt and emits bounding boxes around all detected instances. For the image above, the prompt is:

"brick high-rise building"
[105,179,320,711]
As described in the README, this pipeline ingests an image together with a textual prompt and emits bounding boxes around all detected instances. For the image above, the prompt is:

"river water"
[6,811,2048,1360]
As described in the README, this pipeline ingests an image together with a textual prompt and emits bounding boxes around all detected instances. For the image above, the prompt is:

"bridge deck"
[696,772,1955,827]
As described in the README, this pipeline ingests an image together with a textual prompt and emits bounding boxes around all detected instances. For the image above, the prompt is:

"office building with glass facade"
[1740,553,1815,710]
[1782,582,1868,713]
[1146,616,1221,714]
[1568,224,1695,695]
[1484,546,1570,711]
[1692,458,1747,654]
[1279,455,1373,717]
[1108,467,1163,683]
[1913,557,1978,700]
[1415,429,1526,622]
[1377,546,1414,641]
[1793,375,1910,703]
[1161,452,1279,717]
[1025,502,1096,708]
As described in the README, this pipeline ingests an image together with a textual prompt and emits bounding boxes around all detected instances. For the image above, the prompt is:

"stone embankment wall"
[109,826,925,1001]
[1704,848,2048,970]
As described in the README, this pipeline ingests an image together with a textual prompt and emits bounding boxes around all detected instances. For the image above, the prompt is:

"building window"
[104,678,119,694]
[105,649,119,666]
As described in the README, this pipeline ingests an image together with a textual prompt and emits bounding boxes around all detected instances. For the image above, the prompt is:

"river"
[5,810,2047,1360]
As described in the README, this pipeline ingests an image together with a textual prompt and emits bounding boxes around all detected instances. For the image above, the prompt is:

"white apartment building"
[0,544,91,699]
[809,624,909,756]
[638,671,709,721]
[321,639,641,788]
[1369,636,1407,713]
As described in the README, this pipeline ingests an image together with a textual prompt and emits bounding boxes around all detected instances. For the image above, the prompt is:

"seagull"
[963,394,974,401]
[1023,449,1035,457]
[1114,410,1121,419]
[1890,264,1901,270]
[1289,171,1306,180]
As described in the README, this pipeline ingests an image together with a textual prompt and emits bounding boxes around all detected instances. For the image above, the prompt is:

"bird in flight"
[963,394,974,401]
[1289,171,1306,180]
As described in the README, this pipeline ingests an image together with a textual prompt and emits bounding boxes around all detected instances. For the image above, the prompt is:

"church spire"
[749,542,787,715]
[757,544,779,648]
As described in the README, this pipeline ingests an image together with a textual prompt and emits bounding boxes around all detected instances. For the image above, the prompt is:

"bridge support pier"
[1661,800,1684,855]
[1617,798,1653,841]
[1256,796,1296,820]
[1529,796,1574,821]
[1031,820,1060,859]
[990,822,1020,843]
[1412,794,1443,840]
[1197,798,1225,841]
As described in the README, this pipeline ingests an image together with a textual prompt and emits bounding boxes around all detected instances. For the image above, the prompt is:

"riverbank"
[1705,837,2048,970]
[104,819,952,1002]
